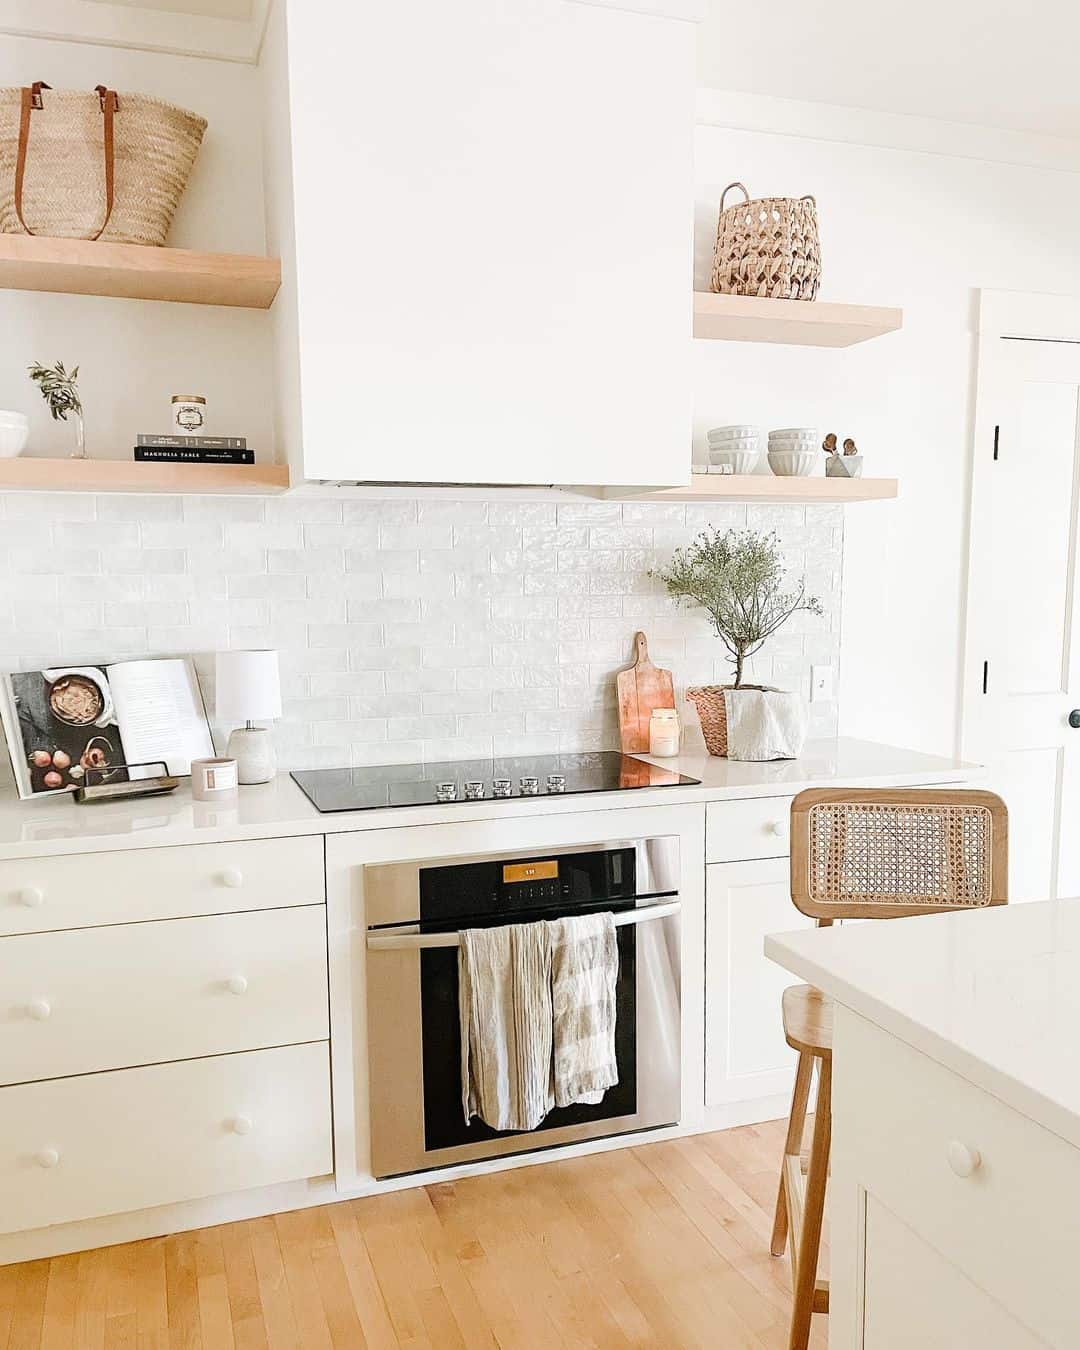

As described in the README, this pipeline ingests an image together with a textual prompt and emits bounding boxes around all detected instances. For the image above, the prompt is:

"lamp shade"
[215,649,282,722]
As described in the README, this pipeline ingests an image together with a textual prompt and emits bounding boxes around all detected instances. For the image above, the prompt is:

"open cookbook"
[1,658,214,799]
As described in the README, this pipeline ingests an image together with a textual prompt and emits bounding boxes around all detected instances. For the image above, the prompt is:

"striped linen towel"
[459,921,554,1132]
[549,912,619,1107]
[459,912,620,1131]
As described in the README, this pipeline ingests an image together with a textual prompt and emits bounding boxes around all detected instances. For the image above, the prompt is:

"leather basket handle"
[15,81,118,241]
[719,181,750,211]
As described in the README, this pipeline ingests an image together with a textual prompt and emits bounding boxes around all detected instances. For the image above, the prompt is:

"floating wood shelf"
[693,292,902,347]
[606,474,898,503]
[0,234,281,308]
[0,459,290,495]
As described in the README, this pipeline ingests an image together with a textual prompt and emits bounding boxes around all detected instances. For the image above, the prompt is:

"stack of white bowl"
[706,424,761,475]
[0,411,29,458]
[767,427,819,477]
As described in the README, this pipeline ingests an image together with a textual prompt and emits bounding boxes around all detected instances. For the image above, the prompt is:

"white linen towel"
[549,911,619,1107]
[724,687,809,761]
[459,921,554,1131]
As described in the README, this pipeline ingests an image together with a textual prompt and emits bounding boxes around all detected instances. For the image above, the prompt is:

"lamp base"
[225,725,277,785]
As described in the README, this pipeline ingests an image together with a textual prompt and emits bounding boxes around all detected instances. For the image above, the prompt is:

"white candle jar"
[171,394,207,435]
[649,707,681,757]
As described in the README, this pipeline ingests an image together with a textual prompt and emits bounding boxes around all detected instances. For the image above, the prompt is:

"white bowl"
[768,448,817,477]
[0,421,29,457]
[769,426,819,439]
[708,434,759,452]
[0,409,28,426]
[708,445,760,474]
[769,440,820,455]
[707,423,760,443]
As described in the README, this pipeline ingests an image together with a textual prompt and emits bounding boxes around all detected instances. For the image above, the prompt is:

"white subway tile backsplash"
[0,492,841,768]
[268,548,342,574]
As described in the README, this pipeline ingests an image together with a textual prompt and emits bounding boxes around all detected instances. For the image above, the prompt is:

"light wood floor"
[0,1119,827,1350]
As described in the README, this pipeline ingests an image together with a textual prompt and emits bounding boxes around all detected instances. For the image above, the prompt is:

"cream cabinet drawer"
[0,906,328,1085]
[0,1042,332,1233]
[0,835,324,937]
[839,1010,1080,1348]
[706,796,794,863]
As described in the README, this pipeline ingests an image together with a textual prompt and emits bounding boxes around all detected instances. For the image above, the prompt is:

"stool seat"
[782,984,833,1059]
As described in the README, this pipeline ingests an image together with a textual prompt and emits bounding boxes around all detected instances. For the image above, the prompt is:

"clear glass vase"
[71,412,86,460]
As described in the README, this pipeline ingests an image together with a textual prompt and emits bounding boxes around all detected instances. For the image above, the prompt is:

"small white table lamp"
[215,649,282,785]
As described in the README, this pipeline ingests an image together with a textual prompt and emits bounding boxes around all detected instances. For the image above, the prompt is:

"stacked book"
[133,435,254,465]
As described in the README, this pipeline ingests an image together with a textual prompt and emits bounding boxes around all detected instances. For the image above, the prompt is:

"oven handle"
[365,898,681,951]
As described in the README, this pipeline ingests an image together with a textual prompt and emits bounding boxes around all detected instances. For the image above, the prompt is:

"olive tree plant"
[651,528,823,687]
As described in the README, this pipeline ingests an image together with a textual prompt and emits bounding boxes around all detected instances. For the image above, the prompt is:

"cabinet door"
[861,1197,1042,1350]
[282,0,694,487]
[705,858,812,1106]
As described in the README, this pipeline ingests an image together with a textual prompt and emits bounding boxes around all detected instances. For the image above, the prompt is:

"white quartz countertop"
[766,899,1080,1150]
[0,737,971,861]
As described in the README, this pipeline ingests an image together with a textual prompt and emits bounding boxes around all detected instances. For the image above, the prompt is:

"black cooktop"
[290,752,699,813]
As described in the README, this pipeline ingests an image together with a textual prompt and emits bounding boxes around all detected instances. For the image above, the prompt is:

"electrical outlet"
[810,665,836,703]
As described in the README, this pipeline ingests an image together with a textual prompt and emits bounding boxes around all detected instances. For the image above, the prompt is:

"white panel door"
[284,0,695,487]
[704,858,812,1106]
[965,291,1080,901]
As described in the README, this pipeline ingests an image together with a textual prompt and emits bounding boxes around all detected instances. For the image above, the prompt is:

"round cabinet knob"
[946,1139,982,1178]
[1070,710,1080,729]
[27,998,51,1021]
[219,867,244,889]
[18,887,44,908]
[767,820,788,838]
[36,1147,60,1169]
[230,1115,253,1136]
[226,975,248,996]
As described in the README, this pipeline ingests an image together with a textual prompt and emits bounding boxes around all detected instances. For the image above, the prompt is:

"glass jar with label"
[171,394,207,435]
[649,707,680,757]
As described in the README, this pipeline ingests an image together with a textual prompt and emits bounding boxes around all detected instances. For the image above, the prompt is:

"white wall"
[0,35,274,459]
[693,103,1080,755]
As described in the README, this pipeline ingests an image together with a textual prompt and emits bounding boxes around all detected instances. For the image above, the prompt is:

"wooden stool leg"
[771,1049,814,1257]
[789,1057,832,1350]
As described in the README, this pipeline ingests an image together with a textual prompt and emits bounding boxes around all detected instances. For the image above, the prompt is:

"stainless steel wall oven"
[364,837,681,1178]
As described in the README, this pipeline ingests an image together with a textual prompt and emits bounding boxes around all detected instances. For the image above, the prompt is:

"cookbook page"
[106,658,213,777]
[2,666,126,797]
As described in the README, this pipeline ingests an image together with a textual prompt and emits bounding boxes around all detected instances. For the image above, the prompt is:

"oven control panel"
[419,846,637,923]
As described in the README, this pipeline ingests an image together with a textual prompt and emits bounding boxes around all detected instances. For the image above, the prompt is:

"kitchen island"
[767,899,1080,1349]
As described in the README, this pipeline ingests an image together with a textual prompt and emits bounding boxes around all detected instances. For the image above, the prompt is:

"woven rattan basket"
[710,182,820,301]
[0,81,206,246]
[686,686,732,757]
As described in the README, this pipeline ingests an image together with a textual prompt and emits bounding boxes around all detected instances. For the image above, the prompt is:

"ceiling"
[81,0,252,18]
[698,0,1080,139]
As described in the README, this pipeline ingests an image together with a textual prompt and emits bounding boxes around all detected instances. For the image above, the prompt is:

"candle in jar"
[171,394,207,435]
[649,707,680,757]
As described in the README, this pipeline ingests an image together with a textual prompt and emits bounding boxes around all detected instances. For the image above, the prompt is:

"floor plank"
[2,1123,826,1349]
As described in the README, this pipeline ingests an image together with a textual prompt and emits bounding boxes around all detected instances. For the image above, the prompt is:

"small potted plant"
[28,360,85,460]
[823,432,863,478]
[652,528,823,756]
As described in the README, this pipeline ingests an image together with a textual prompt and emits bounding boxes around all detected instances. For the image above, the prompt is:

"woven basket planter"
[686,686,733,757]
[710,182,821,301]
[688,684,785,757]
[0,82,206,246]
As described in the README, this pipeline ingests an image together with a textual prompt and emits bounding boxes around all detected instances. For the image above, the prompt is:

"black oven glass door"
[419,915,637,1153]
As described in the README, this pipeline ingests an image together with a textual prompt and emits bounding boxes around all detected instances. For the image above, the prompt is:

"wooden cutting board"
[617,631,675,754]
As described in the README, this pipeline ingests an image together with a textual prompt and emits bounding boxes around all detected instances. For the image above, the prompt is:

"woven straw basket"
[686,686,732,757]
[710,182,821,301]
[0,82,206,246]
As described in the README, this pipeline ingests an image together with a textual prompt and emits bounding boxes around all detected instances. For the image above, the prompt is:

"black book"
[136,434,247,450]
[133,447,255,465]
